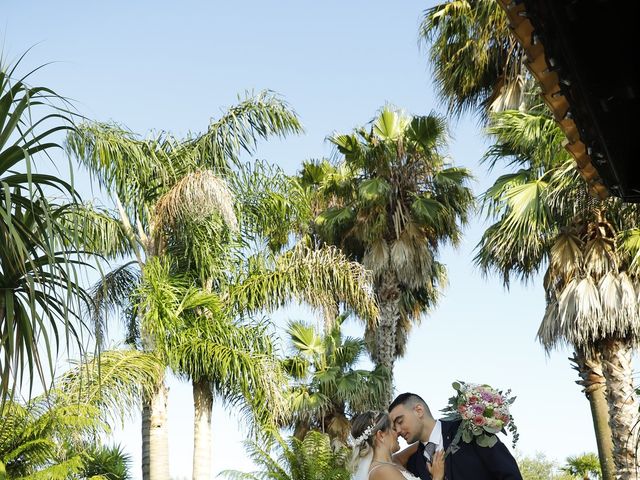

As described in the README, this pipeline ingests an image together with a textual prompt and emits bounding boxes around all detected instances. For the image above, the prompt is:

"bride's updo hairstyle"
[350,411,391,457]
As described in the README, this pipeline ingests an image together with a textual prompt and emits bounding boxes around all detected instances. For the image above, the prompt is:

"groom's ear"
[414,403,425,418]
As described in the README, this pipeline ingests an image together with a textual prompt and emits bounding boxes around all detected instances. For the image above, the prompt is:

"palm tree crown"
[420,0,531,119]
[299,106,473,402]
[281,315,387,446]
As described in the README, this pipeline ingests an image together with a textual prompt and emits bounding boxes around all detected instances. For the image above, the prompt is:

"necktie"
[423,441,437,463]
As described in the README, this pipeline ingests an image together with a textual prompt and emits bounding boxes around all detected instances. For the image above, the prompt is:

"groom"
[389,393,523,480]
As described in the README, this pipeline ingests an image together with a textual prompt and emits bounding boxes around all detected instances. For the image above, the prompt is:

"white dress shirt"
[422,420,444,461]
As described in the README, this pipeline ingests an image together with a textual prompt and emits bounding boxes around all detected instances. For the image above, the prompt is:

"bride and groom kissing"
[350,393,523,480]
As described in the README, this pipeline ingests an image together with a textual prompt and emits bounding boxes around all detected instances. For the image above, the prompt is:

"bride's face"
[380,428,400,454]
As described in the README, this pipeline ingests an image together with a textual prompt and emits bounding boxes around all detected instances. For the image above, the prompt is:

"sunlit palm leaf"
[59,349,164,425]
[188,90,303,174]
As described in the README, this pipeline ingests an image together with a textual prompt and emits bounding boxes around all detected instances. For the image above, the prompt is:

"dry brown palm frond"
[362,240,390,280]
[573,277,604,333]
[549,232,583,281]
[390,237,415,284]
[538,301,560,350]
[411,241,435,289]
[599,271,622,329]
[584,237,616,279]
[615,272,640,336]
[488,74,527,113]
[154,170,237,233]
[542,271,640,354]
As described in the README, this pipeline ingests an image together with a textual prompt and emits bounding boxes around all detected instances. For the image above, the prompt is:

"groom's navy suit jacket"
[405,420,523,480]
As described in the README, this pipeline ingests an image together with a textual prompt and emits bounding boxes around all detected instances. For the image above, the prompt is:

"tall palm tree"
[419,0,531,119]
[67,92,304,480]
[133,257,280,480]
[476,107,640,480]
[300,107,473,402]
[0,54,93,396]
[280,315,386,447]
[220,431,351,480]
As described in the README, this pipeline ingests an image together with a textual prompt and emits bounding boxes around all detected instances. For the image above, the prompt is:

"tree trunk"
[293,421,310,441]
[192,379,213,480]
[142,379,170,480]
[600,339,639,480]
[373,271,401,406]
[571,350,616,480]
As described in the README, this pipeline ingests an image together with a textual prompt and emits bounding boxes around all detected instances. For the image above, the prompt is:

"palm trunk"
[142,380,170,480]
[293,421,310,441]
[571,350,616,480]
[192,379,213,480]
[373,271,401,405]
[600,339,639,480]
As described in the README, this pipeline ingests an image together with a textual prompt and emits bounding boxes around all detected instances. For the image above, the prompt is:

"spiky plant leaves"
[0,54,94,396]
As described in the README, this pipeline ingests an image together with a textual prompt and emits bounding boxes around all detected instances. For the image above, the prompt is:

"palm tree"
[476,107,640,480]
[280,315,386,447]
[419,0,531,119]
[133,256,283,480]
[0,54,93,396]
[563,453,602,480]
[299,107,473,402]
[67,92,304,480]
[220,431,351,480]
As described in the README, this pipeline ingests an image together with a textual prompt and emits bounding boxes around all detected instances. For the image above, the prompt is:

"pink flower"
[458,405,467,414]
[473,415,486,426]
[468,395,479,404]
[471,404,484,415]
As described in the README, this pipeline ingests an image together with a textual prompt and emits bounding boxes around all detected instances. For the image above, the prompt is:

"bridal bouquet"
[441,381,518,449]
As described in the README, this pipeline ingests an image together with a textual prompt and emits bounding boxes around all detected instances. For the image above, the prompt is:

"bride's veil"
[349,444,373,480]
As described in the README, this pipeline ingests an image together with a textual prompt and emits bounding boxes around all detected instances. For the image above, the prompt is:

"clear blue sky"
[6,1,627,478]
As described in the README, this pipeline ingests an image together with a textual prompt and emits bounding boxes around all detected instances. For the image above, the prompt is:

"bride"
[350,411,444,480]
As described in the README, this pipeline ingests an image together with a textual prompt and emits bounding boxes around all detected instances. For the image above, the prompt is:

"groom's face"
[389,404,422,444]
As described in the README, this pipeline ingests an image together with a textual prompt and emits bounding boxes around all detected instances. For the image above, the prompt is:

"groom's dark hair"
[389,392,432,416]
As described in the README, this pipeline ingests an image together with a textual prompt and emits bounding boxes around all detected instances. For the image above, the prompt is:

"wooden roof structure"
[497,0,640,202]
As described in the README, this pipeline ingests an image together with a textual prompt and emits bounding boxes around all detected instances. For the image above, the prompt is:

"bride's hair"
[348,411,390,475]
[350,411,391,458]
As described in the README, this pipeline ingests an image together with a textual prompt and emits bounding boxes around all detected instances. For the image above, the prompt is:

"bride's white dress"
[368,462,420,479]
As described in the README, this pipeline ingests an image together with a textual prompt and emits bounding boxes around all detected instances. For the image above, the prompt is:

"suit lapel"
[440,420,456,450]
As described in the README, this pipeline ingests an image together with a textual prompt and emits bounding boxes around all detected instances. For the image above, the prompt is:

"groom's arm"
[392,441,419,467]
[474,438,523,480]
